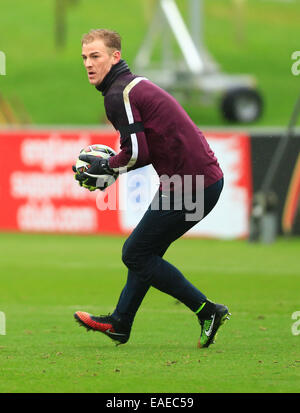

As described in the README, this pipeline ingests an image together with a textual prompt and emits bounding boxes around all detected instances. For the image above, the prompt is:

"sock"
[112,270,150,328]
[195,300,217,320]
[149,258,207,312]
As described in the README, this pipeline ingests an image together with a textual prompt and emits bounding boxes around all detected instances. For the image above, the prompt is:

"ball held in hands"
[73,144,119,191]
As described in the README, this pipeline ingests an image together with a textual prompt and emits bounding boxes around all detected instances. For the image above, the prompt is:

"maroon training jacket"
[96,60,223,189]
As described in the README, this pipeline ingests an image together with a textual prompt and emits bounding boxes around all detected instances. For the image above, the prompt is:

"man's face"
[81,39,121,86]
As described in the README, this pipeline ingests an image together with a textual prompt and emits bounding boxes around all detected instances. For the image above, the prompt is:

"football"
[75,144,118,189]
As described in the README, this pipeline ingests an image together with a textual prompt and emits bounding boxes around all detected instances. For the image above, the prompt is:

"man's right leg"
[74,244,168,345]
[111,270,150,328]
[111,241,170,328]
[73,205,199,346]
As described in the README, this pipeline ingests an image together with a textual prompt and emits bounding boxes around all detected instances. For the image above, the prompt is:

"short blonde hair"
[81,29,121,52]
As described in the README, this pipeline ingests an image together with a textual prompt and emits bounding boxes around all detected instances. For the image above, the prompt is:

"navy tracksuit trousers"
[112,178,224,327]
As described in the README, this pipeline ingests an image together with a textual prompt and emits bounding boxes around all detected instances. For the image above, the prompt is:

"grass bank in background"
[0,0,299,126]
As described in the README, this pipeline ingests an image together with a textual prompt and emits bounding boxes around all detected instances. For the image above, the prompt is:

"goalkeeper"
[73,29,230,348]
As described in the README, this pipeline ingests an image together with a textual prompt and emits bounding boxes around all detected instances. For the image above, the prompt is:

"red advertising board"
[0,129,252,238]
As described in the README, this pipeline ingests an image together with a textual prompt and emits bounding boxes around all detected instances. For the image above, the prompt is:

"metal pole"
[261,93,300,192]
[249,92,300,243]
[160,0,204,74]
[189,0,203,51]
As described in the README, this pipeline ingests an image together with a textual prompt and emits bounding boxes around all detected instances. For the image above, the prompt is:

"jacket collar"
[95,59,131,96]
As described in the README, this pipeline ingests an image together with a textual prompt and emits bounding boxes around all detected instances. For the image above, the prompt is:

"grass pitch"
[0,232,299,393]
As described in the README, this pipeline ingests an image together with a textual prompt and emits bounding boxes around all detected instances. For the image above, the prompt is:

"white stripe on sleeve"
[121,77,147,170]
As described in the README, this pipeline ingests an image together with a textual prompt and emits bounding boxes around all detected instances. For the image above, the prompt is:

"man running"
[73,29,230,348]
